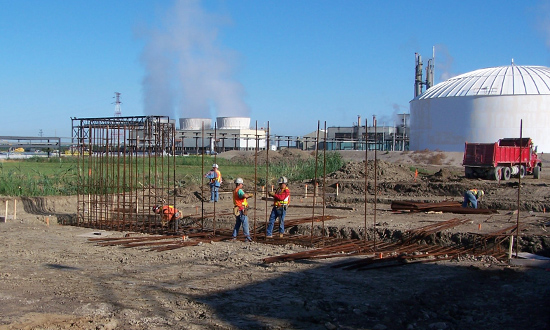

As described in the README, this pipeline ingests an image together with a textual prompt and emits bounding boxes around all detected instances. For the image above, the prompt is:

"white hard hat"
[278,176,288,184]
[212,164,218,168]
[234,178,243,184]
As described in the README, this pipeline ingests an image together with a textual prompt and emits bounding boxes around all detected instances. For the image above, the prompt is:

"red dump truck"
[462,138,542,180]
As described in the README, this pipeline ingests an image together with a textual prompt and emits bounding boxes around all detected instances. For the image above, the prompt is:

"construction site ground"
[1,150,550,330]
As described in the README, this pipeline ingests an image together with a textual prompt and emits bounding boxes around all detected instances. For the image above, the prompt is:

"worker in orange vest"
[267,176,290,238]
[232,177,253,242]
[205,163,222,202]
[152,204,181,226]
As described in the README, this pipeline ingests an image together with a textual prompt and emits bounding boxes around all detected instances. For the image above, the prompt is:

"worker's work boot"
[279,233,283,238]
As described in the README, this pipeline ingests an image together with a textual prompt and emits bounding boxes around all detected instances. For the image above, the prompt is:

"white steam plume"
[139,0,249,119]
[434,44,455,81]
[534,2,550,51]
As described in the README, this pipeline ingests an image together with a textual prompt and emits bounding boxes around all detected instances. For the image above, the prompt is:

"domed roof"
[418,65,550,99]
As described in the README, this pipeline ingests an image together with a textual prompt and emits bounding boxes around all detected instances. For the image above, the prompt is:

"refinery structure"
[174,115,409,153]
[12,53,550,154]
[177,117,267,154]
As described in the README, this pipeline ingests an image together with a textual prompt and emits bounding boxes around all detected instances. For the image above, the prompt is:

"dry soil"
[1,150,549,330]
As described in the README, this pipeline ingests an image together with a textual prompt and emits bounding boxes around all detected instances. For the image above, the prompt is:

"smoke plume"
[139,0,249,119]
[433,44,455,81]
[534,2,550,51]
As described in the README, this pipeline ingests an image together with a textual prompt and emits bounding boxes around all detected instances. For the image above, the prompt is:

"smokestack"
[414,53,423,97]
[357,115,361,140]
[426,58,434,90]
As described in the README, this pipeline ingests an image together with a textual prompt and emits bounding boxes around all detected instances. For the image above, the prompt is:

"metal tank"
[410,64,550,152]
[179,118,212,130]
[216,117,250,129]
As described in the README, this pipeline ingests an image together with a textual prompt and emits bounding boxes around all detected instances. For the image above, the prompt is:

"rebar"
[72,116,176,234]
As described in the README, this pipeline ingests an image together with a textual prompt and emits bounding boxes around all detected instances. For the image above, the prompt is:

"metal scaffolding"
[71,116,177,234]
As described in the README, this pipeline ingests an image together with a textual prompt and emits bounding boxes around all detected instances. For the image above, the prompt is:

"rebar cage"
[71,116,177,234]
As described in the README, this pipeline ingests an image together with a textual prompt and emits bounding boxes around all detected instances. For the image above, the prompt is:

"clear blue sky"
[2,0,550,138]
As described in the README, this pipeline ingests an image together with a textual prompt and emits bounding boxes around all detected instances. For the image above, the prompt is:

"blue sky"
[2,0,550,138]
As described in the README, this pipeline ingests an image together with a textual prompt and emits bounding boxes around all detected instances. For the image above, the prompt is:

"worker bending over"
[267,176,290,238]
[152,204,181,226]
[462,189,484,209]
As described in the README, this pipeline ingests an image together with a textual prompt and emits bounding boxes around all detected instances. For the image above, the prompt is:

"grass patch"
[0,152,344,196]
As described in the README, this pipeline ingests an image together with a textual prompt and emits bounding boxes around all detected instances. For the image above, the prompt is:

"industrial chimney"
[414,53,423,98]
[414,49,435,97]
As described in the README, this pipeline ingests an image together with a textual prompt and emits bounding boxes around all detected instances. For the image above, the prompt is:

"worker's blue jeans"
[210,184,219,202]
[267,206,286,236]
[232,211,251,239]
[462,191,478,208]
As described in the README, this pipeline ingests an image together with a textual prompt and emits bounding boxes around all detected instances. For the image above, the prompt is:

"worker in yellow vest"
[462,189,484,208]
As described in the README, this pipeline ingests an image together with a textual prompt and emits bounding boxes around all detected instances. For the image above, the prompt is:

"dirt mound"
[409,150,448,165]
[228,149,314,165]
[327,160,414,182]
[426,168,461,182]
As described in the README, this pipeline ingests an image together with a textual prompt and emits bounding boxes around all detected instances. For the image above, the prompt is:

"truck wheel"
[502,167,512,181]
[534,165,541,179]
[519,165,526,178]
[491,167,501,181]
[465,167,473,178]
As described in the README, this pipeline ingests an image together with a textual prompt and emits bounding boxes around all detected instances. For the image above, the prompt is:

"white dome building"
[410,64,550,152]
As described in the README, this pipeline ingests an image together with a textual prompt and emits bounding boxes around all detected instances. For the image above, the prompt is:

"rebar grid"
[72,116,176,234]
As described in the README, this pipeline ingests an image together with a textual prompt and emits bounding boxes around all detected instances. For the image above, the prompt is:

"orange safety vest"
[273,187,290,207]
[161,205,178,220]
[211,169,222,184]
[233,187,249,210]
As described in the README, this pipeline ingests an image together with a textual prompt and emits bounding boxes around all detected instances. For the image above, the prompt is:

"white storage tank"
[216,117,250,129]
[410,65,550,152]
[179,118,212,130]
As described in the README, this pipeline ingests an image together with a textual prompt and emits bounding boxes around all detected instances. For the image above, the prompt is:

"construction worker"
[232,178,253,242]
[152,204,181,226]
[267,176,290,238]
[204,163,222,202]
[462,189,484,208]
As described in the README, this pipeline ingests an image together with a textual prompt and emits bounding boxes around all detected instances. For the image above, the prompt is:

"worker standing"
[462,189,484,208]
[204,164,222,202]
[232,178,253,242]
[267,176,290,238]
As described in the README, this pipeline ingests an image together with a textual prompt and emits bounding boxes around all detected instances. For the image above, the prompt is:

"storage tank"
[410,65,550,152]
[179,118,212,130]
[216,117,250,129]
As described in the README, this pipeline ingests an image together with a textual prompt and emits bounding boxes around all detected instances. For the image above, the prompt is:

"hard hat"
[212,164,218,168]
[478,190,484,198]
[152,205,161,213]
[277,176,288,184]
[234,177,244,184]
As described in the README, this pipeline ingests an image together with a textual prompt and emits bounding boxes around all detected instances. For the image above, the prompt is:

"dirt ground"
[1,150,550,330]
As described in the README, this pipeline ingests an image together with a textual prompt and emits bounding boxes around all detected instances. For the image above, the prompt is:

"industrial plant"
[410,62,550,152]
[6,55,550,155]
